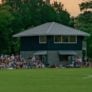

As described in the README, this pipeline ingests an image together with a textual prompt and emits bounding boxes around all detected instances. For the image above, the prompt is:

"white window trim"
[39,36,47,44]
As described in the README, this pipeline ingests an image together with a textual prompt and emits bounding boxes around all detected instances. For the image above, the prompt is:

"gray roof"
[13,22,90,37]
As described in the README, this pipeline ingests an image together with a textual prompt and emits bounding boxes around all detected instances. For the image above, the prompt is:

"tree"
[0,5,14,54]
[0,0,71,54]
[79,0,92,11]
[5,0,71,27]
[52,2,71,26]
[75,0,92,57]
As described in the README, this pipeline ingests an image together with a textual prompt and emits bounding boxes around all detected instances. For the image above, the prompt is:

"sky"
[51,0,83,16]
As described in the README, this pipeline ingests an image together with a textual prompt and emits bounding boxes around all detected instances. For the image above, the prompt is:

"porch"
[32,51,78,67]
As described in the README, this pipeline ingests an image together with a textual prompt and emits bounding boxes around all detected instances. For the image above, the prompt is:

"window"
[39,36,47,43]
[54,36,77,43]
[62,36,68,42]
[54,36,62,43]
[69,36,77,43]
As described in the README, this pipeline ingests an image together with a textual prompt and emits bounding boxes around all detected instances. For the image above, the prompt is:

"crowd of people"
[0,54,91,69]
[0,54,45,69]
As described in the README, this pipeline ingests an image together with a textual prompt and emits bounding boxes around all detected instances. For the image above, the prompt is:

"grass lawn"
[0,68,92,92]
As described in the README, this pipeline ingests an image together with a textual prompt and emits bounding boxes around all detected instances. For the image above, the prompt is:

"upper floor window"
[39,36,47,44]
[62,36,68,42]
[69,36,77,43]
[54,36,77,43]
[54,35,61,43]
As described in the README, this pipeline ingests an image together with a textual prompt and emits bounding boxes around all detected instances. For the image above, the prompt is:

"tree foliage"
[79,0,92,11]
[0,0,72,54]
[0,5,14,54]
[76,0,92,57]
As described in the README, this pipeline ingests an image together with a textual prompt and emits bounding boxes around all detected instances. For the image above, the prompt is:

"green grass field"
[0,68,92,92]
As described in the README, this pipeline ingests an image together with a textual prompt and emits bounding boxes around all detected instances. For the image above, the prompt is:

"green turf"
[0,68,92,92]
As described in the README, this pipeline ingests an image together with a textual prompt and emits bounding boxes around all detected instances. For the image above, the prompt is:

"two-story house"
[13,22,89,66]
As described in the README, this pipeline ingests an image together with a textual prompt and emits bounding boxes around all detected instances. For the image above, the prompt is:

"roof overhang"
[33,51,47,55]
[13,33,90,37]
[59,51,77,55]
[13,22,90,37]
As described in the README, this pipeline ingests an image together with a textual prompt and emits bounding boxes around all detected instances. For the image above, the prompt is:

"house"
[13,22,89,66]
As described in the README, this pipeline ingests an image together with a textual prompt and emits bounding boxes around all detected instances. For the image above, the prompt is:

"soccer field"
[0,68,92,92]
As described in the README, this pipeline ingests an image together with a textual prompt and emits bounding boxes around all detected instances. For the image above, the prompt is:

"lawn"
[0,68,92,92]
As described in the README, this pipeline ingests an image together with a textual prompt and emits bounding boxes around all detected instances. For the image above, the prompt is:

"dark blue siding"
[20,36,83,51]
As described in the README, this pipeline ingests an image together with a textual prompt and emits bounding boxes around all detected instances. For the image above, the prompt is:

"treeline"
[0,0,92,58]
